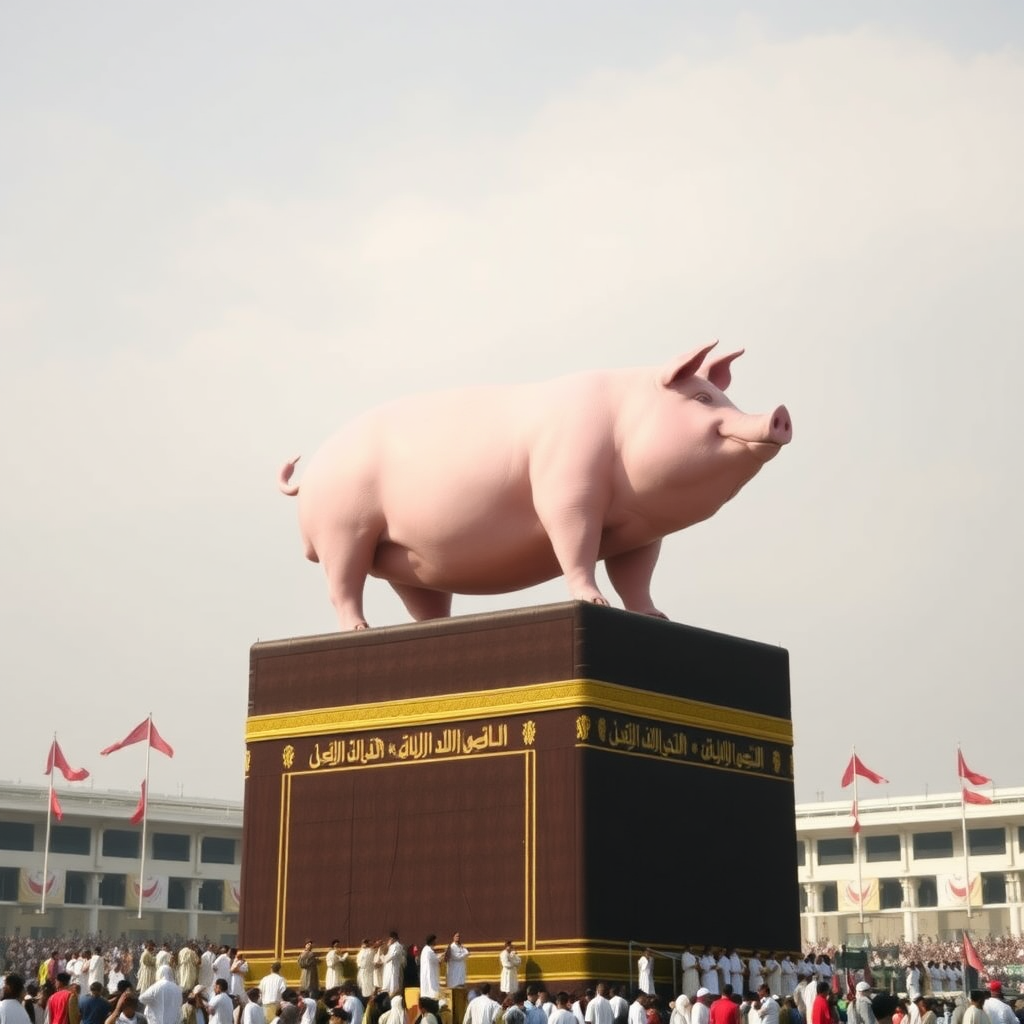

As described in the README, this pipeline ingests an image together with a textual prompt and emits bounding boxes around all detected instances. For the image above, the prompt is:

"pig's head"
[623,342,791,513]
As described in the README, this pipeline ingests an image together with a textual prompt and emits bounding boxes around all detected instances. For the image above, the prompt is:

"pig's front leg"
[531,476,611,606]
[605,540,668,619]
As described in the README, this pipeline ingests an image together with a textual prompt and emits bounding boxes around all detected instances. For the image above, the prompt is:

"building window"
[198,879,224,911]
[65,871,89,905]
[0,867,19,900]
[982,873,1006,904]
[917,877,938,907]
[201,837,236,865]
[152,833,190,862]
[800,887,808,912]
[102,830,140,858]
[820,882,838,912]
[969,828,1005,857]
[168,878,189,910]
[817,838,855,865]
[51,826,91,856]
[866,835,901,862]
[913,832,953,859]
[796,841,806,866]
[0,821,34,852]
[879,879,903,909]
[99,874,126,906]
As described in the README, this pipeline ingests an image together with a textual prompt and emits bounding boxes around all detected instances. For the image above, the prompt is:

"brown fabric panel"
[251,605,576,715]
[280,758,527,950]
[239,768,284,948]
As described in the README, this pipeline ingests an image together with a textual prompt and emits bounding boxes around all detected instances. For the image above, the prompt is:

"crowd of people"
[1,934,1023,1024]
[802,940,1024,986]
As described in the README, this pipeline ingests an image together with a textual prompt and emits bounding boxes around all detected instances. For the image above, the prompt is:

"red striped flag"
[101,718,174,758]
[957,749,990,786]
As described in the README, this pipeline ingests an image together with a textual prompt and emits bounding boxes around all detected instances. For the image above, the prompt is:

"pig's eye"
[693,392,713,404]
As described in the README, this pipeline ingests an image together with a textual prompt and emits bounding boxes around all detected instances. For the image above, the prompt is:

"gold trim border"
[247,678,791,745]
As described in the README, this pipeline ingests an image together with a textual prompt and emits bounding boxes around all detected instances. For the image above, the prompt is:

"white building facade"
[0,783,242,943]
[797,788,1024,946]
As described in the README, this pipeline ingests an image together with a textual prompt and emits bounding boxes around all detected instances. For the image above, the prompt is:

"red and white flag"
[841,754,888,787]
[101,718,174,758]
[44,739,90,782]
[851,799,862,834]
[50,788,64,822]
[962,786,993,806]
[962,930,985,976]
[957,749,990,786]
[130,780,147,825]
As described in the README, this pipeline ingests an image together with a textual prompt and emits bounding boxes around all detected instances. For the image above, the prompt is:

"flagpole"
[853,746,864,926]
[41,733,55,916]
[958,744,972,920]
[138,714,153,919]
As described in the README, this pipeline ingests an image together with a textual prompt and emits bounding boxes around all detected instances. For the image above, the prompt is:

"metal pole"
[138,714,154,919]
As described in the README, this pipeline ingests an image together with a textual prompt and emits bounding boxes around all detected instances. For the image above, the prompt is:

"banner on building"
[838,877,880,913]
[128,873,169,909]
[224,880,241,913]
[19,868,65,905]
[939,873,981,907]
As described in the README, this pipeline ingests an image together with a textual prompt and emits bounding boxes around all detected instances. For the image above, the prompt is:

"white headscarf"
[140,966,184,1024]
[669,995,691,1024]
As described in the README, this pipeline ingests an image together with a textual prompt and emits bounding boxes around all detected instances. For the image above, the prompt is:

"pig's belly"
[370,516,563,594]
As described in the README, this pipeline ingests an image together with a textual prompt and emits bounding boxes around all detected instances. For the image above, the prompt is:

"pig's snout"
[768,405,792,445]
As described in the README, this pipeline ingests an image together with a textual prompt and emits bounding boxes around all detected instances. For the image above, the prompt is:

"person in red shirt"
[709,987,739,1024]
[811,983,831,1024]
[46,974,79,1024]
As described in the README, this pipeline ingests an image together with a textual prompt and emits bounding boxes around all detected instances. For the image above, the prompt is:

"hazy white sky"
[2,2,1022,806]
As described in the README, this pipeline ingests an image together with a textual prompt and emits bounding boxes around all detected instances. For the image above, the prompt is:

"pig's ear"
[659,343,718,388]
[700,349,745,391]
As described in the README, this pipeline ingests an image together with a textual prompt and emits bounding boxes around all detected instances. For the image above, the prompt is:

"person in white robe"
[779,958,797,999]
[156,947,173,972]
[138,944,159,994]
[325,944,349,991]
[747,955,764,995]
[752,988,779,1024]
[341,984,364,1024]
[381,935,404,998]
[627,996,645,1024]
[420,938,441,1000]
[139,965,183,1024]
[681,950,699,1000]
[698,951,719,998]
[717,952,732,994]
[444,935,469,990]
[463,987,501,1024]
[669,995,691,1024]
[241,990,264,1024]
[178,947,200,994]
[691,992,711,1024]
[549,995,576,1024]
[213,951,232,992]
[258,964,287,1024]
[198,948,217,996]
[728,952,744,996]
[638,951,655,997]
[355,942,375,999]
[230,955,249,1000]
[763,957,780,998]
[88,950,105,990]
[381,996,406,1024]
[499,943,521,996]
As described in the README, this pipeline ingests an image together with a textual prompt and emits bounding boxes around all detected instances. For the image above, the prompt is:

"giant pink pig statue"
[279,343,791,630]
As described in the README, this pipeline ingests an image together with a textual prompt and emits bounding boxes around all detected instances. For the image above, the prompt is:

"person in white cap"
[692,990,712,1024]
[848,982,876,1024]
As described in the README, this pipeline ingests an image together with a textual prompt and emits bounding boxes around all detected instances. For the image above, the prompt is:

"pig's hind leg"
[315,526,381,631]
[389,582,453,622]
[605,540,668,619]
